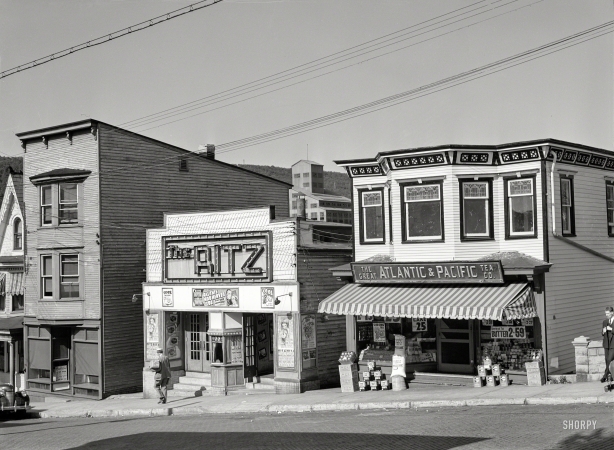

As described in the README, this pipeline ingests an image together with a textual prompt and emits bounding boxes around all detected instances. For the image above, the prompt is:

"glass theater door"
[186,313,210,372]
[437,318,474,374]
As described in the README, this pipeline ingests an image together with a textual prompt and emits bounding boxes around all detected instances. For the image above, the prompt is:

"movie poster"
[277,315,294,368]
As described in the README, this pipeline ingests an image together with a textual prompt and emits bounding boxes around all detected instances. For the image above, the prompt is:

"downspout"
[550,152,557,237]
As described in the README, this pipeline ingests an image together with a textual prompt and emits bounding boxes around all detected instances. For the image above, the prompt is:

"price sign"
[412,318,428,332]
[521,318,534,326]
[491,326,526,339]
[481,319,493,326]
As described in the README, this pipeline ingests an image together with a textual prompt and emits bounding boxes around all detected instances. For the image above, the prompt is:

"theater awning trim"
[318,283,537,321]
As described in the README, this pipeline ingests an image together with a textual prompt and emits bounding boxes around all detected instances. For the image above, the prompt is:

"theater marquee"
[163,231,273,283]
[352,261,504,284]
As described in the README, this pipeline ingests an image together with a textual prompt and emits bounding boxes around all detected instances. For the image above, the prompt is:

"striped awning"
[318,283,536,321]
[5,273,24,295]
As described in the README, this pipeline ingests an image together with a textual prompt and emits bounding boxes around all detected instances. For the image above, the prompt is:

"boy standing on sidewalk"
[601,307,614,383]
[152,347,172,403]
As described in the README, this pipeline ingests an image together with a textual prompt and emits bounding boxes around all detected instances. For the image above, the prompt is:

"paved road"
[1,404,612,449]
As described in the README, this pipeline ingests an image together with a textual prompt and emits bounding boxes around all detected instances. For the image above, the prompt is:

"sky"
[0,0,612,172]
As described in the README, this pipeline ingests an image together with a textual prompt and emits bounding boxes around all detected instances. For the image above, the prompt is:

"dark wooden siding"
[296,248,352,388]
[97,123,290,395]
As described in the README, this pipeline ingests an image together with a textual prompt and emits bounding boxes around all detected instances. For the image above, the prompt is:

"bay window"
[41,186,52,226]
[41,255,53,298]
[59,183,78,224]
[505,176,537,238]
[40,253,81,300]
[402,182,444,242]
[460,180,493,240]
[560,176,575,236]
[359,189,385,243]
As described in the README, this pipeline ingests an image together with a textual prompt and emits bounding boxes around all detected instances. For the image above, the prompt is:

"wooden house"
[16,119,291,398]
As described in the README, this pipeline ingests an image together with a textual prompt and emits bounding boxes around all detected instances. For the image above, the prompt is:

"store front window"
[478,318,538,372]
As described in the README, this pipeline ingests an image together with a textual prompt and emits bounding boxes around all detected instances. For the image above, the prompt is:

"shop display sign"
[146,313,159,360]
[373,323,386,343]
[277,315,295,368]
[165,313,181,361]
[193,288,239,308]
[357,315,374,322]
[352,261,504,284]
[162,288,174,307]
[501,319,514,325]
[163,232,272,283]
[261,287,275,308]
[53,364,68,382]
[412,318,428,332]
[482,319,493,326]
[491,326,526,339]
[301,315,316,349]
[521,318,534,326]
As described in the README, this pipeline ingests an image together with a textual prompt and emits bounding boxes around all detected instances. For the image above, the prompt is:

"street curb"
[27,395,614,419]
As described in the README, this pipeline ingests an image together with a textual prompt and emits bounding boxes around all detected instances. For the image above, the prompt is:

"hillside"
[238,164,351,198]
[0,156,23,200]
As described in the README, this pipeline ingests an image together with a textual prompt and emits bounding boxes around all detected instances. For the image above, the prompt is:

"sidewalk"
[27,380,614,419]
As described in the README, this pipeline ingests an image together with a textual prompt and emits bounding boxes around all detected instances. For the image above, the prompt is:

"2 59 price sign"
[490,326,526,339]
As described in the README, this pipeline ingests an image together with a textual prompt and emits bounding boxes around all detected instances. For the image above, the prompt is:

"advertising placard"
[373,323,386,343]
[162,288,174,307]
[412,318,428,332]
[491,326,526,339]
[277,315,295,368]
[301,315,316,349]
[261,287,275,308]
[193,288,239,308]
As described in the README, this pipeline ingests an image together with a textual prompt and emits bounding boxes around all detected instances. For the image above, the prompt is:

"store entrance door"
[243,314,257,380]
[185,313,210,372]
[437,319,474,374]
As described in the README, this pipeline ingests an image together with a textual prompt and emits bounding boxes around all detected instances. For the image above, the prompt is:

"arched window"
[13,217,22,250]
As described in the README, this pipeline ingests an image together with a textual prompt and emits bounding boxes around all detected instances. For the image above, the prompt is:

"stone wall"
[572,336,607,382]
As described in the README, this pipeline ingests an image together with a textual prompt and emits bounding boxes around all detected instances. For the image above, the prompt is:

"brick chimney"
[198,144,216,160]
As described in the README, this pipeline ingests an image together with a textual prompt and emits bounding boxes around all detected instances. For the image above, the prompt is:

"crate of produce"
[369,380,380,391]
[473,376,485,388]
[338,351,357,364]
[380,379,390,390]
[525,360,544,370]
[527,367,546,386]
[486,375,498,387]
[491,364,501,377]
[358,380,369,391]
[362,371,372,381]
[499,374,510,386]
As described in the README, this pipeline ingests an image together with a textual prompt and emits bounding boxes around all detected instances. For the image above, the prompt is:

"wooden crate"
[527,368,546,386]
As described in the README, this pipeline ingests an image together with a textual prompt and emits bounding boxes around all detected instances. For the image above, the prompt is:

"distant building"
[0,168,25,390]
[289,160,352,243]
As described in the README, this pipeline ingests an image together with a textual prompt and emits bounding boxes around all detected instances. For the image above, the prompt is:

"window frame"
[458,179,494,241]
[40,254,53,299]
[60,254,80,299]
[40,185,53,226]
[11,294,24,311]
[606,180,614,237]
[400,180,445,244]
[559,175,575,237]
[358,188,386,245]
[504,175,538,239]
[58,183,79,225]
[13,217,23,250]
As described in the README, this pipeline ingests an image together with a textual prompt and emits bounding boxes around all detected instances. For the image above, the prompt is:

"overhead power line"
[0,0,224,80]
[123,0,544,132]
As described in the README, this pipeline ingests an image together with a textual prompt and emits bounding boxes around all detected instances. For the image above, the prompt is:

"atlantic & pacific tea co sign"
[163,232,272,283]
[352,261,504,284]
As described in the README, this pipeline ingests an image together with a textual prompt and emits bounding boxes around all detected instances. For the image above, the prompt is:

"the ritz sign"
[163,232,272,283]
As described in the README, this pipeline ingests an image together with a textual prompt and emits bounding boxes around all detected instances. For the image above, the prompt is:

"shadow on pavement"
[554,428,614,450]
[66,432,488,449]
[0,417,144,434]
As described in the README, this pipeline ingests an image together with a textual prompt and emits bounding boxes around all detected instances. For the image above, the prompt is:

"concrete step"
[172,383,207,393]
[178,376,211,387]
[255,375,275,386]
[184,371,211,379]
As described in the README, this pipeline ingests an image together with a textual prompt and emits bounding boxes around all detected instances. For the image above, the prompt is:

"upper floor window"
[59,183,78,224]
[13,217,23,250]
[303,173,310,177]
[60,254,79,299]
[460,180,492,240]
[359,189,385,244]
[560,176,575,236]
[294,174,300,179]
[402,182,443,242]
[41,255,53,298]
[303,183,310,188]
[606,181,614,237]
[505,177,537,238]
[41,186,52,226]
[320,212,325,220]
[310,203,317,208]
[12,294,24,311]
[310,212,317,220]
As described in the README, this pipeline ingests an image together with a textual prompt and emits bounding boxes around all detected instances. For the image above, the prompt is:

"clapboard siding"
[297,249,352,387]
[543,162,614,374]
[97,123,290,395]
[23,129,101,321]
[353,161,544,262]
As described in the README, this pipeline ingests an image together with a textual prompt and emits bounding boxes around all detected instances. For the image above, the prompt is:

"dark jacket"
[151,354,172,380]
[603,318,614,349]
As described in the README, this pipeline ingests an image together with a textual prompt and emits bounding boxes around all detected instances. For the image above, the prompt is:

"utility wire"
[126,0,540,131]
[0,0,225,80]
